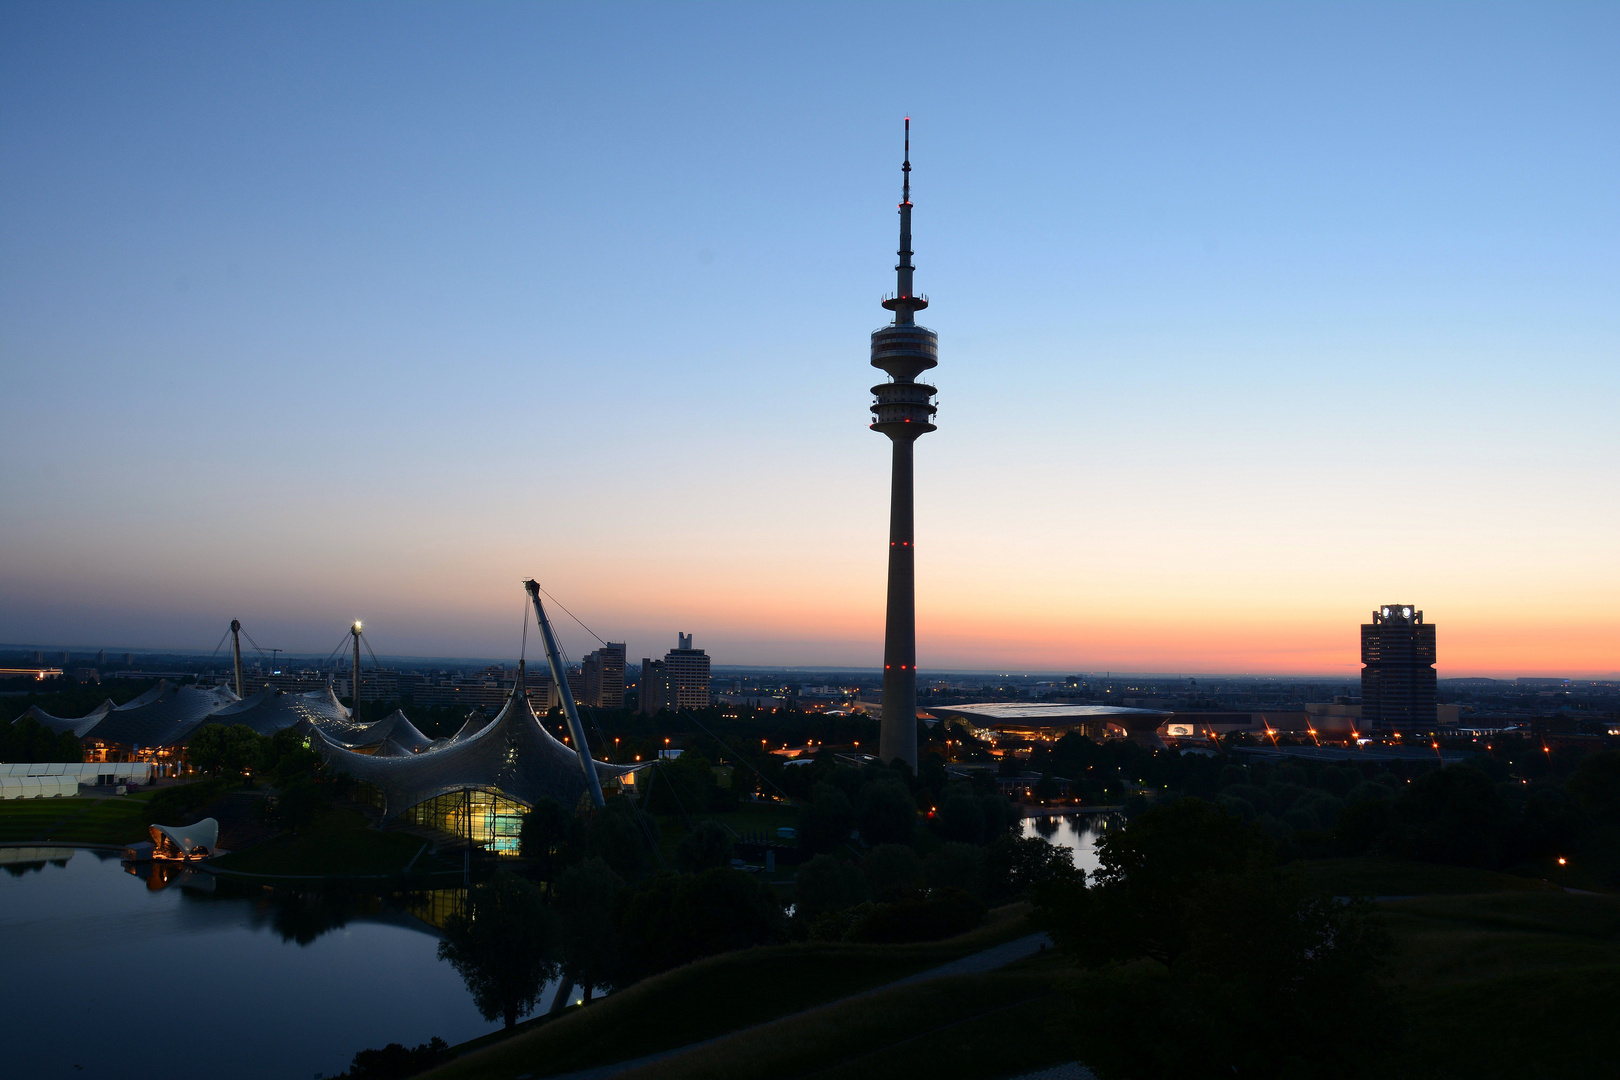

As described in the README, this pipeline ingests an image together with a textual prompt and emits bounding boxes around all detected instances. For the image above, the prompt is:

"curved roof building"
[315,685,618,821]
[206,687,349,738]
[150,817,219,859]
[305,705,433,753]
[929,702,1172,748]
[16,699,116,738]
[84,681,241,750]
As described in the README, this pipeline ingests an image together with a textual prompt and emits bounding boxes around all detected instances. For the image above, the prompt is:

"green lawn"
[1382,889,1620,1079]
[423,904,1036,1080]
[423,859,1620,1080]
[210,808,450,878]
[619,961,1072,1080]
[1295,856,1555,898]
[0,795,152,845]
[48,799,153,844]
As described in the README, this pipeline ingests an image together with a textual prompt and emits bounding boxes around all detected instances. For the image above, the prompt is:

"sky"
[1,2,1616,677]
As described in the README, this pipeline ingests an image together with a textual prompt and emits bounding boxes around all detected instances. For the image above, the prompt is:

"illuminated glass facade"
[403,789,527,855]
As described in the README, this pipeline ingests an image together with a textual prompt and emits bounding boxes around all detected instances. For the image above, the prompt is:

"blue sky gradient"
[2,2,1616,674]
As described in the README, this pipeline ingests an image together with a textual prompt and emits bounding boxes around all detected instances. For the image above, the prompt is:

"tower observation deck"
[870,119,937,771]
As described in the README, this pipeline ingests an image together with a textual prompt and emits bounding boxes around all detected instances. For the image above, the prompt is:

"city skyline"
[3,4,1617,678]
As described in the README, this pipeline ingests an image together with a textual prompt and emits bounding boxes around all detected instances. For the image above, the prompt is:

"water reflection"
[124,859,215,892]
[0,846,508,1080]
[1018,811,1121,878]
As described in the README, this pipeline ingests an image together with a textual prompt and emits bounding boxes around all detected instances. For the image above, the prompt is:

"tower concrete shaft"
[870,119,937,772]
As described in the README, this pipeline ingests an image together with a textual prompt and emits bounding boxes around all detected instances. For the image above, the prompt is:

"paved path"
[528,932,1055,1080]
[1004,1065,1095,1080]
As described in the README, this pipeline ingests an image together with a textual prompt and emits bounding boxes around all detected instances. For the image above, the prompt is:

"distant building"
[639,657,672,715]
[1361,604,1438,732]
[639,634,711,713]
[666,633,711,710]
[581,642,626,709]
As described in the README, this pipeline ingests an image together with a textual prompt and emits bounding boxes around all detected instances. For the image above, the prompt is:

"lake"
[1019,811,1116,878]
[3,820,1103,1078]
[0,847,566,1080]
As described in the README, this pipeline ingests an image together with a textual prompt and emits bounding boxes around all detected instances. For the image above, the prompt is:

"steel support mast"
[351,621,363,720]
[525,579,606,808]
[229,619,244,699]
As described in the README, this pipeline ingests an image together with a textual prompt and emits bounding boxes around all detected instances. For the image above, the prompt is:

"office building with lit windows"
[1361,604,1438,732]
[665,633,711,710]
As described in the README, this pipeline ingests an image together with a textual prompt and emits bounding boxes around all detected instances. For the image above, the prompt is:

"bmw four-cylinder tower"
[870,119,938,772]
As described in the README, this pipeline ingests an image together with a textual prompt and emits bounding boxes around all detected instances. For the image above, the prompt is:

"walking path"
[530,931,1054,1080]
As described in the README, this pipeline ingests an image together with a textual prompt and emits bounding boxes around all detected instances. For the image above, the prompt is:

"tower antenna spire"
[891,117,917,324]
[902,116,911,206]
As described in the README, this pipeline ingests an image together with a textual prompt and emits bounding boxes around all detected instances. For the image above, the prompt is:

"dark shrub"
[343,1036,450,1079]
[798,784,857,854]
[924,842,987,898]
[1222,783,1271,814]
[848,888,986,944]
[857,776,917,845]
[862,843,924,902]
[794,853,870,919]
[936,792,986,844]
[675,819,734,873]
[584,798,654,879]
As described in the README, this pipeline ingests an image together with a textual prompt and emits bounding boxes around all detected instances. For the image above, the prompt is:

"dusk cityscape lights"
[2,5,1617,1080]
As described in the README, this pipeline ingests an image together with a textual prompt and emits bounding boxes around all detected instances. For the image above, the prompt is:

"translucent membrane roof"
[311,687,623,820]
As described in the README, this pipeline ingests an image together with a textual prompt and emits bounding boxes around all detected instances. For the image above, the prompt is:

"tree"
[793,854,870,919]
[857,776,916,845]
[262,774,329,834]
[1038,798,1398,1080]
[186,723,261,777]
[1052,798,1268,966]
[936,789,986,844]
[617,867,783,981]
[438,871,556,1029]
[1568,751,1620,826]
[862,843,925,902]
[645,752,735,815]
[676,819,734,873]
[518,797,570,880]
[0,716,82,764]
[584,797,655,879]
[255,726,323,785]
[1396,764,1511,868]
[984,833,1080,903]
[555,858,624,1000]
[924,842,987,899]
[344,1037,450,1080]
[798,784,857,854]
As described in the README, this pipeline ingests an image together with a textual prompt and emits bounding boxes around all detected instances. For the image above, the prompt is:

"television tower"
[870,118,938,772]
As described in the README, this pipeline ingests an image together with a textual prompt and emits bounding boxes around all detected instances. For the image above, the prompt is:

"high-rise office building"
[869,119,938,771]
[581,642,626,709]
[639,657,672,715]
[1361,604,1438,732]
[665,633,711,710]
